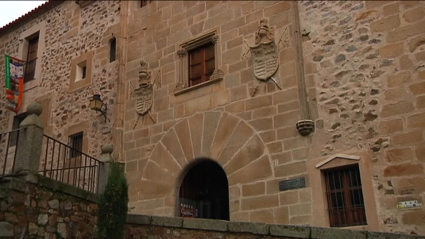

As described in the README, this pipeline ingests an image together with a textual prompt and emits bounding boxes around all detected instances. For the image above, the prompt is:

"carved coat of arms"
[251,19,279,81]
[135,61,153,115]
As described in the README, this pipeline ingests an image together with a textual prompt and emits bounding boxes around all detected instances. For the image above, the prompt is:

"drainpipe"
[113,0,129,161]
[293,1,315,136]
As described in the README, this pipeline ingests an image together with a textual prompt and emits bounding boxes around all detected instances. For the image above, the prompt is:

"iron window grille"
[69,132,83,158]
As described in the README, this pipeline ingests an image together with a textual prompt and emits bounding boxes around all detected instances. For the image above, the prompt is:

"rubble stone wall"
[299,0,425,235]
[0,174,98,239]
[0,0,120,158]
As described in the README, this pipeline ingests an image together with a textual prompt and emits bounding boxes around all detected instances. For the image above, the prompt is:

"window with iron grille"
[141,0,152,7]
[9,113,27,147]
[188,42,215,87]
[324,165,367,227]
[69,132,83,158]
[25,34,39,83]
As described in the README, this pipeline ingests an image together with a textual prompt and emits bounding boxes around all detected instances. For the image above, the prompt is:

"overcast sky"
[0,1,47,28]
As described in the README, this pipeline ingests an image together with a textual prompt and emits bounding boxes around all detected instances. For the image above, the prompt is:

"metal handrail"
[40,134,103,193]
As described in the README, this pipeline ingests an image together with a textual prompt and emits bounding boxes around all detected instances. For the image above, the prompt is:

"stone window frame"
[174,32,223,96]
[187,42,215,87]
[24,33,39,83]
[322,164,367,227]
[69,52,93,92]
[307,153,379,230]
[18,20,46,91]
[63,122,89,180]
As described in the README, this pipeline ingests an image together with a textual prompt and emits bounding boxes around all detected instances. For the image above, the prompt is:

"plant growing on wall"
[97,162,128,239]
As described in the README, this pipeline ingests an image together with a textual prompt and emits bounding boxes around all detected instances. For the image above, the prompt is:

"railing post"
[98,144,113,194]
[14,102,44,173]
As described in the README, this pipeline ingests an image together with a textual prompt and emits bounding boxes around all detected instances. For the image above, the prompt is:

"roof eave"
[0,1,65,37]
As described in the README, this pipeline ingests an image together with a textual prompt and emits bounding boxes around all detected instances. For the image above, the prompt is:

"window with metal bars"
[25,34,39,83]
[188,42,215,87]
[69,132,83,158]
[324,165,367,227]
[140,0,152,7]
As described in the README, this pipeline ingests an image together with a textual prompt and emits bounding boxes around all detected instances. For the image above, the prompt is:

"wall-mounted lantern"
[89,94,107,122]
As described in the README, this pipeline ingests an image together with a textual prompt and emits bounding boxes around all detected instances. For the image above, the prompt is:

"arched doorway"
[178,160,229,220]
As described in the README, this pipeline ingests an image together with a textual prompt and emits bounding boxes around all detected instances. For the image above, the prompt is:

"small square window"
[76,61,87,82]
[324,165,367,227]
[70,52,93,91]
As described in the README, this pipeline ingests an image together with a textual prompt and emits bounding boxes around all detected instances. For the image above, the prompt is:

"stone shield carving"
[135,83,153,115]
[251,19,279,81]
[251,41,278,81]
[135,60,153,115]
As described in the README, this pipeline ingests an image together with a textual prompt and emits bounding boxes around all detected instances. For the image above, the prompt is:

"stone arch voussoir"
[139,111,274,215]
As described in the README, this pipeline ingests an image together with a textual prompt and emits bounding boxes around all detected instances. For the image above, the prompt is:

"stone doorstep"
[125,214,424,239]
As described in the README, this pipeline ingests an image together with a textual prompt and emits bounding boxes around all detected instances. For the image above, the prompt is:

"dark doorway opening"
[179,160,229,220]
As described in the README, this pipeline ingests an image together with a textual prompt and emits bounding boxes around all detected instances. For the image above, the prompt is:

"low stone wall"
[126,214,423,239]
[0,173,98,238]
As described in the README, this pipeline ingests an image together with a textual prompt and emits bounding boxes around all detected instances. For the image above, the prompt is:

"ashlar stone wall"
[0,1,120,158]
[122,0,310,225]
[299,0,425,235]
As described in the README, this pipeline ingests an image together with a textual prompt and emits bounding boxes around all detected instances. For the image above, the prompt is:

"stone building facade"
[0,0,120,158]
[0,0,424,235]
